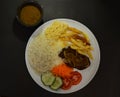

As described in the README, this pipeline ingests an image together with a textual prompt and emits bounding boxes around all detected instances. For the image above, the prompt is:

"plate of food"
[25,18,100,94]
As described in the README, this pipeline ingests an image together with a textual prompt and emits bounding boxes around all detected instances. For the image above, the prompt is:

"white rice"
[27,33,63,74]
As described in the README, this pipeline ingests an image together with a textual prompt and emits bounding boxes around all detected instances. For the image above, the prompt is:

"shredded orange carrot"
[51,64,73,78]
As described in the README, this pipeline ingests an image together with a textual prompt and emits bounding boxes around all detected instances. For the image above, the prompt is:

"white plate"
[25,18,100,94]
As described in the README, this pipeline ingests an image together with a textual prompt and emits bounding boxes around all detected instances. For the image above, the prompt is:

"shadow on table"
[12,18,44,42]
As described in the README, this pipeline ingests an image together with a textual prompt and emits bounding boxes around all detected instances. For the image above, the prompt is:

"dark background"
[0,0,120,97]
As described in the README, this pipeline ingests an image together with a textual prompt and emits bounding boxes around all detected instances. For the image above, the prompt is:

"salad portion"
[41,66,82,90]
[27,20,93,91]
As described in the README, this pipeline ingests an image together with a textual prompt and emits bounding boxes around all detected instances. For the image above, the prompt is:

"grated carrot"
[51,64,73,78]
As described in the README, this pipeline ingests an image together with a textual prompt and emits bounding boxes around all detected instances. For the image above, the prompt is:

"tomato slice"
[61,78,72,90]
[61,71,82,90]
[71,71,82,85]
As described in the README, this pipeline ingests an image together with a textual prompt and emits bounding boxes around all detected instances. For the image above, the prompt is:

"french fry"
[68,27,90,42]
[68,27,83,34]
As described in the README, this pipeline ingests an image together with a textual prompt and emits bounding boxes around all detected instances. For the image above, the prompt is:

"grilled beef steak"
[59,47,90,70]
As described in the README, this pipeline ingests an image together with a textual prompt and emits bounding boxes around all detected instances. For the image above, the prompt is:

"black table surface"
[0,0,120,97]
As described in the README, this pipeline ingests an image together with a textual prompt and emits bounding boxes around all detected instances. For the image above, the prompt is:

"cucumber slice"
[50,76,63,90]
[41,71,55,86]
